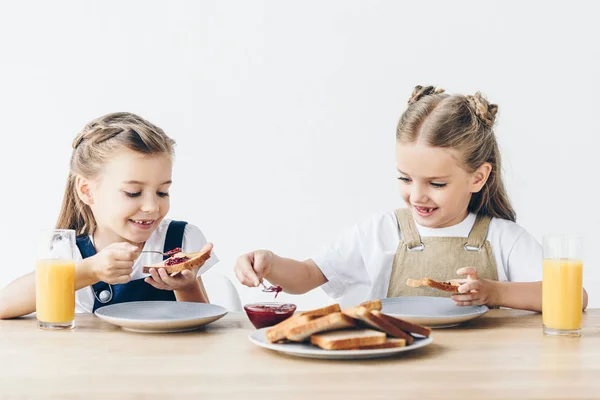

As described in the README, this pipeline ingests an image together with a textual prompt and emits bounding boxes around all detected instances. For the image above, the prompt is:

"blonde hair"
[397,85,516,222]
[56,112,176,235]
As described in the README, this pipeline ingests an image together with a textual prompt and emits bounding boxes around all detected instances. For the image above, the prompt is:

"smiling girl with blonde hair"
[0,112,218,318]
[235,85,588,311]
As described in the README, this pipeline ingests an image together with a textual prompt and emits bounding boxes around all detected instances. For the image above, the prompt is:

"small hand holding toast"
[142,243,213,275]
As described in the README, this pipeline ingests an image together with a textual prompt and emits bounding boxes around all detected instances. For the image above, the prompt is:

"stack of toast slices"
[264,300,431,351]
[142,247,212,275]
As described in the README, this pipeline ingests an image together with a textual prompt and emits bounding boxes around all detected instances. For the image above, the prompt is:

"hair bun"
[466,92,498,129]
[408,85,445,105]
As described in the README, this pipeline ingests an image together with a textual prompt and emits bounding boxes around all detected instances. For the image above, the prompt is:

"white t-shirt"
[312,211,542,301]
[74,219,219,313]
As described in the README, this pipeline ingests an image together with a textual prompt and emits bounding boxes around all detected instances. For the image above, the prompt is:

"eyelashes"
[124,191,170,198]
[396,177,447,188]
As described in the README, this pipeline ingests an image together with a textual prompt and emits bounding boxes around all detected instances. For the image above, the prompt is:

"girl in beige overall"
[235,85,588,312]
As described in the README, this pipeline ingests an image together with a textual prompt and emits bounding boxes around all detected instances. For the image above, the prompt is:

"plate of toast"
[381,296,488,328]
[248,301,433,360]
[94,301,227,333]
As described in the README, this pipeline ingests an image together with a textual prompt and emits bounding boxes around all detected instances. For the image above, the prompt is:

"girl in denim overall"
[0,112,217,317]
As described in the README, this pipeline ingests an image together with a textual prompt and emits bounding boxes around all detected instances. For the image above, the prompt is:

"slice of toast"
[341,300,382,319]
[345,307,414,345]
[286,312,357,342]
[142,245,212,275]
[310,329,386,350]
[355,338,406,350]
[372,310,432,338]
[265,304,341,343]
[298,303,341,318]
[406,277,462,293]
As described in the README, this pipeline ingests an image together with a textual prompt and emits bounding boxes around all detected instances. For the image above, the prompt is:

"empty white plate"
[94,301,227,333]
[248,328,433,360]
[381,296,488,328]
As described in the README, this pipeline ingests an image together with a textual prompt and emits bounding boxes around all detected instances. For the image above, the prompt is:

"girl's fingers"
[458,279,481,294]
[145,277,163,289]
[454,300,474,306]
[452,293,479,302]
[452,291,483,307]
[456,266,478,280]
[235,255,260,286]
[252,252,269,279]
[157,268,177,286]
[149,268,165,286]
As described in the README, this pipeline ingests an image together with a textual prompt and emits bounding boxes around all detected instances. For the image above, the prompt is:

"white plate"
[381,296,488,328]
[248,328,433,360]
[94,301,227,333]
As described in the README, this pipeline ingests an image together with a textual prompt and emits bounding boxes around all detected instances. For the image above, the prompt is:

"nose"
[140,193,160,213]
[410,183,430,204]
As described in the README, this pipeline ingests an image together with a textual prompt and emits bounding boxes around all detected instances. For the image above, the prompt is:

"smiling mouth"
[414,206,438,214]
[129,219,155,226]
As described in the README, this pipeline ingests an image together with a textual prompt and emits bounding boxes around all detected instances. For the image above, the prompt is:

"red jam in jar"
[244,303,297,329]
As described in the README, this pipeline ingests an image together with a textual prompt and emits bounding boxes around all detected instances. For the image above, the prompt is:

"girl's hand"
[144,243,212,291]
[451,267,500,307]
[144,267,199,291]
[90,242,138,284]
[234,250,273,287]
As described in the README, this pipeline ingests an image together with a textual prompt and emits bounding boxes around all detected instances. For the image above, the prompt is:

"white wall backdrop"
[1,0,599,309]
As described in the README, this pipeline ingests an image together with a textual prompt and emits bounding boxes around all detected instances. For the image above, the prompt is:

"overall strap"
[465,214,492,251]
[76,235,97,259]
[395,208,423,250]
[163,220,188,260]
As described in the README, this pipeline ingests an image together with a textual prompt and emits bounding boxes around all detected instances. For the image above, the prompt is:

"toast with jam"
[142,244,212,275]
[406,277,464,293]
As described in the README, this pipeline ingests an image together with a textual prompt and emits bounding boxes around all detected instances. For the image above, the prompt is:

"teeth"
[132,220,153,225]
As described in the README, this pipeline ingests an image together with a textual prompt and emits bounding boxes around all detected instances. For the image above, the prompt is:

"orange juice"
[35,259,75,324]
[542,258,583,331]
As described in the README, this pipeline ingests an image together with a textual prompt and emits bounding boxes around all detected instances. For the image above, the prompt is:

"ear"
[470,162,492,194]
[75,176,94,205]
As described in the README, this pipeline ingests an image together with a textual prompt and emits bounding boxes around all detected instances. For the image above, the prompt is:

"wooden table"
[1,309,599,399]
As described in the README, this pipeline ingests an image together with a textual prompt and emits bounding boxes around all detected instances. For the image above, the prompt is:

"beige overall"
[386,209,499,298]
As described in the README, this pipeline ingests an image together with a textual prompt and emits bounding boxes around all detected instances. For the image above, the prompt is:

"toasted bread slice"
[265,314,314,343]
[406,277,462,293]
[310,329,386,350]
[298,303,341,318]
[265,304,341,343]
[286,312,357,342]
[356,338,406,350]
[346,307,414,345]
[342,300,382,319]
[142,245,212,275]
[372,310,432,338]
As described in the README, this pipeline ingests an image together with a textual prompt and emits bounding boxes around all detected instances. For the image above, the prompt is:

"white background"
[1,0,598,309]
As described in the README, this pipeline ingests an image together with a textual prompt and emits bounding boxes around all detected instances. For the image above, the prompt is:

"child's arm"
[235,250,327,294]
[0,244,137,319]
[452,267,589,312]
[171,277,209,303]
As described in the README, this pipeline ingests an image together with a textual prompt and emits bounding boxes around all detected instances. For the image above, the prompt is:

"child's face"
[88,149,172,245]
[396,141,488,228]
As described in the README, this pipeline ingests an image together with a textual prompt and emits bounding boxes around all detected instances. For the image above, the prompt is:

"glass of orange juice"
[542,234,583,337]
[36,229,76,329]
